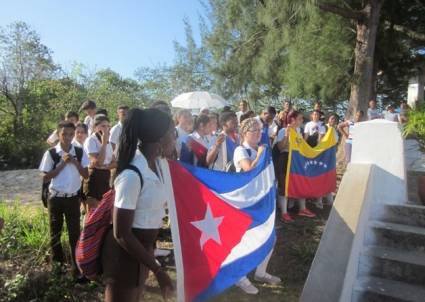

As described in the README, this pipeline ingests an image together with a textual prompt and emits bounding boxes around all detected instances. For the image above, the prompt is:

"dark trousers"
[47,195,80,274]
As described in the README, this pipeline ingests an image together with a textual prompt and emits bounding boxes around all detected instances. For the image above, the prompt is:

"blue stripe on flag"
[193,229,276,302]
[179,148,272,193]
[241,186,276,229]
[290,146,336,177]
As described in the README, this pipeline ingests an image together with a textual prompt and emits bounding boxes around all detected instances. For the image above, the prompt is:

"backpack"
[75,165,143,280]
[225,148,252,173]
[41,147,83,208]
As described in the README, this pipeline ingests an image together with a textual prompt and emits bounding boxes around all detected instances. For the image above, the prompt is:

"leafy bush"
[403,105,425,149]
[0,203,101,302]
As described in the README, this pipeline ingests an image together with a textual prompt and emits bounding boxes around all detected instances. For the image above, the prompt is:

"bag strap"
[74,146,83,163]
[48,148,61,170]
[126,165,144,190]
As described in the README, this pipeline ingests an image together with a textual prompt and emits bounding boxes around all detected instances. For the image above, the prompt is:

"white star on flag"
[190,203,224,250]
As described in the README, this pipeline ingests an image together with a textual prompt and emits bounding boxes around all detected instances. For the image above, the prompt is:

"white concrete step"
[353,276,425,302]
[384,204,425,228]
[360,245,425,286]
[369,221,425,253]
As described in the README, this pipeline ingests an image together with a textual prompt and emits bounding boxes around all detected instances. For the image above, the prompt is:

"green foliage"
[0,203,100,302]
[403,106,425,149]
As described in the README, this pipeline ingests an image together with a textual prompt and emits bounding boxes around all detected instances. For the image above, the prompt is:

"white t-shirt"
[84,115,95,136]
[109,121,122,146]
[304,121,326,137]
[39,143,89,194]
[367,108,382,120]
[84,134,114,166]
[385,111,399,122]
[236,111,248,124]
[233,142,258,172]
[114,150,167,229]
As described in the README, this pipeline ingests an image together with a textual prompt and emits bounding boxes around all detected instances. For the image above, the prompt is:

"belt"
[50,190,79,198]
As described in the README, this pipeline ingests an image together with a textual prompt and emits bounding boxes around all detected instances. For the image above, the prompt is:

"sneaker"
[236,278,259,295]
[281,213,294,223]
[254,273,282,285]
[298,208,316,218]
[314,200,324,209]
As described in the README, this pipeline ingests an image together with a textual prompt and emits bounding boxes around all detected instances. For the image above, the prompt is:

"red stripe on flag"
[287,169,336,198]
[168,161,252,301]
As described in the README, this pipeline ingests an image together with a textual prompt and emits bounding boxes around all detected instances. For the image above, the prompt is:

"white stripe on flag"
[213,162,275,209]
[221,210,275,266]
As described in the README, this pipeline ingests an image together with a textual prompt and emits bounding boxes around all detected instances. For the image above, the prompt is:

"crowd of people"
[38,97,409,301]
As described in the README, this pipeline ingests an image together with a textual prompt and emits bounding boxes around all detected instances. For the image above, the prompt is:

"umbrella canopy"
[171,91,228,110]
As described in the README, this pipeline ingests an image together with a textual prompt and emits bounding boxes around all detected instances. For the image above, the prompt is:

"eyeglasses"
[248,128,261,133]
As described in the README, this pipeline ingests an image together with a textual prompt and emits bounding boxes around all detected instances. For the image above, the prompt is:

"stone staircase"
[353,204,425,302]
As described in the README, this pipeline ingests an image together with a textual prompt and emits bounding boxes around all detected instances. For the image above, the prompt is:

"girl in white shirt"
[72,122,88,149]
[273,111,317,222]
[232,117,281,295]
[83,114,116,211]
[101,108,174,302]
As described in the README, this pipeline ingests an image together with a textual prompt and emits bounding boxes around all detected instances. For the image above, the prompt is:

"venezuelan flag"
[285,127,337,198]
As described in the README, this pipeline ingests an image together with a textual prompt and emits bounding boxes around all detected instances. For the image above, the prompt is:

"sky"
[0,0,204,78]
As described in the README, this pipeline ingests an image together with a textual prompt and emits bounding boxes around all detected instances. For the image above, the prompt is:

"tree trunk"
[347,0,383,119]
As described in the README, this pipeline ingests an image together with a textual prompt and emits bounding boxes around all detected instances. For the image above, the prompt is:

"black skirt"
[272,145,289,196]
[85,168,111,200]
[101,228,158,288]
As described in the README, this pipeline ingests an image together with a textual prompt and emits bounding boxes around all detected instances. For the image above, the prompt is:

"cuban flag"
[180,135,209,167]
[285,127,337,198]
[162,148,276,301]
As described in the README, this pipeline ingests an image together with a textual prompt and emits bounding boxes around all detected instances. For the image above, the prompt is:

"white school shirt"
[236,110,246,124]
[304,121,326,137]
[233,142,258,172]
[47,130,59,145]
[384,111,399,122]
[114,150,167,229]
[84,133,114,166]
[273,127,301,151]
[84,115,95,136]
[109,121,122,147]
[72,138,84,149]
[39,143,89,194]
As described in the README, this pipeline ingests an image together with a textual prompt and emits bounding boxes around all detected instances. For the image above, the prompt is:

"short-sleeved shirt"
[47,130,59,145]
[233,142,258,172]
[385,111,399,122]
[109,122,122,146]
[72,138,84,149]
[114,150,167,229]
[84,134,114,166]
[273,127,301,152]
[367,108,382,120]
[304,121,326,137]
[39,143,89,194]
[84,115,95,136]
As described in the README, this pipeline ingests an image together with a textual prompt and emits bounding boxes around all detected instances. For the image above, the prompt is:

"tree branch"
[317,2,365,21]
[385,22,425,42]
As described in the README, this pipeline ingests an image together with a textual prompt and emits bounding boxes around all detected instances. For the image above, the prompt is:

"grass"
[0,201,330,302]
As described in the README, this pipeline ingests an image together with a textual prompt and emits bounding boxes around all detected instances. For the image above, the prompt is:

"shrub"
[403,105,425,150]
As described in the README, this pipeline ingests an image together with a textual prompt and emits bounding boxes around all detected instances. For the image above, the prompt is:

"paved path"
[0,169,41,203]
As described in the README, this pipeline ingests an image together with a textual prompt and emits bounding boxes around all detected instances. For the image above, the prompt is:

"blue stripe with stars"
[290,146,336,177]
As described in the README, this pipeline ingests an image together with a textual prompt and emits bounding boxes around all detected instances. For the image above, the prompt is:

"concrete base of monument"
[301,120,425,302]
